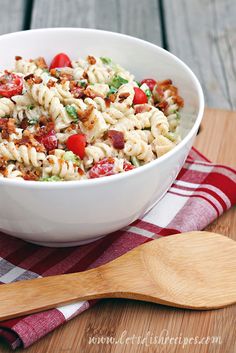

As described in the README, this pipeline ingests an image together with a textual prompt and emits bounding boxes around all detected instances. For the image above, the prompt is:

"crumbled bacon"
[34,57,48,69]
[0,118,16,141]
[118,92,130,103]
[108,130,125,150]
[15,131,46,153]
[78,167,85,175]
[24,74,42,85]
[87,55,96,65]
[158,79,173,90]
[156,100,169,114]
[47,79,56,88]
[82,71,88,79]
[23,169,40,181]
[173,95,184,108]
[135,104,152,114]
[83,87,103,99]
[15,56,22,61]
[70,81,86,98]
[0,158,8,175]
[104,98,111,108]
[39,115,49,127]
[108,93,116,103]
[20,117,29,130]
[77,104,94,123]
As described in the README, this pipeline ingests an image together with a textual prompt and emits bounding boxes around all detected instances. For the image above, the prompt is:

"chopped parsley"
[27,104,34,110]
[107,86,118,97]
[135,80,141,87]
[175,111,181,120]
[78,80,87,87]
[145,88,152,99]
[28,117,39,126]
[65,105,78,122]
[110,75,128,89]
[63,151,80,165]
[100,57,112,65]
[40,176,62,182]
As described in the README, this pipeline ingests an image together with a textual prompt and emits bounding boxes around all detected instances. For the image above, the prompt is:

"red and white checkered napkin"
[0,147,236,349]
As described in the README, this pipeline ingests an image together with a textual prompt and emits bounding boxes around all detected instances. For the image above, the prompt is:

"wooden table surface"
[0,1,235,352]
[0,108,235,353]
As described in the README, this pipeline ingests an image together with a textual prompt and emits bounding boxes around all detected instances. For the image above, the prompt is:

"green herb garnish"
[27,104,34,110]
[40,176,62,182]
[28,117,39,126]
[65,105,78,122]
[63,151,80,165]
[175,111,181,120]
[107,86,118,97]
[100,57,112,65]
[135,80,141,87]
[145,88,152,99]
[78,80,87,88]
[110,75,128,89]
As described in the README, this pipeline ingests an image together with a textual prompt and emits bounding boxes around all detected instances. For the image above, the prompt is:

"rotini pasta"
[0,53,183,181]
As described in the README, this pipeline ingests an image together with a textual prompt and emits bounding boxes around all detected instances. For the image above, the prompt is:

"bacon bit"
[77,104,94,123]
[50,68,59,77]
[108,93,117,103]
[78,167,85,175]
[47,79,56,88]
[156,100,169,114]
[108,130,125,150]
[7,118,16,134]
[70,81,85,98]
[134,104,152,114]
[34,57,48,69]
[0,118,16,141]
[104,97,111,108]
[24,74,43,85]
[20,117,29,130]
[15,131,46,153]
[23,170,40,181]
[82,71,88,79]
[59,73,73,84]
[118,92,130,103]
[158,79,173,90]
[173,95,184,108]
[83,86,103,99]
[39,115,50,127]
[87,55,96,65]
[15,56,22,61]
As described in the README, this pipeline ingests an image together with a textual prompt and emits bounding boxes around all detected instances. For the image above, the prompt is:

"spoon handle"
[0,267,115,321]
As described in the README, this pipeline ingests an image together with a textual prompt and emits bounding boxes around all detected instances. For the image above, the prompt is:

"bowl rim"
[0,27,204,188]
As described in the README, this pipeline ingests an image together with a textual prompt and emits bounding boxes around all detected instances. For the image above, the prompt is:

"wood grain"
[0,108,235,353]
[0,0,25,34]
[1,231,235,321]
[164,0,236,110]
[31,0,162,45]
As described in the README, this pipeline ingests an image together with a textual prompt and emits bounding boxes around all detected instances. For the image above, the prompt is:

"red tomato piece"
[123,161,135,172]
[89,158,135,179]
[133,87,148,105]
[36,129,58,151]
[140,78,157,91]
[89,157,115,179]
[49,53,72,70]
[66,134,86,159]
[0,72,23,98]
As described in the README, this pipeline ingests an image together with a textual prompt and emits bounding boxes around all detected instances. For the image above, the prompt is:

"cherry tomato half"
[36,128,58,151]
[89,157,135,179]
[133,87,148,105]
[49,53,72,70]
[0,72,23,98]
[140,78,157,91]
[66,134,86,159]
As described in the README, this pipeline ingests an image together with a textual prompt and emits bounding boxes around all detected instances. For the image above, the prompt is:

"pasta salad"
[0,53,184,181]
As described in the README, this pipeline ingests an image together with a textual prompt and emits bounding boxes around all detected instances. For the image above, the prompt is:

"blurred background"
[0,0,235,110]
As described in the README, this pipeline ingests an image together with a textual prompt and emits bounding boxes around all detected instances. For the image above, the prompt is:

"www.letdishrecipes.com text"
[88,329,222,348]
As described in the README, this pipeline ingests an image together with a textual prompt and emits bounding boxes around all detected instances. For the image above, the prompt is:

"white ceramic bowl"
[0,28,204,247]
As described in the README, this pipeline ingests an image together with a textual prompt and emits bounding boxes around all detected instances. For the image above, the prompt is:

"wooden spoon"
[0,231,236,321]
